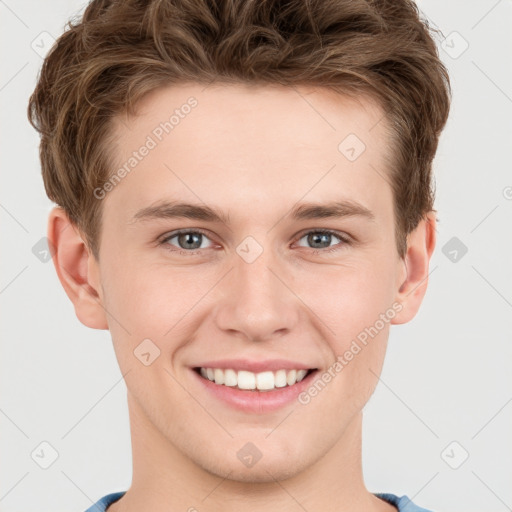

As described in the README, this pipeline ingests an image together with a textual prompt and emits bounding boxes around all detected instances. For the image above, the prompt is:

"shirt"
[84,491,434,511]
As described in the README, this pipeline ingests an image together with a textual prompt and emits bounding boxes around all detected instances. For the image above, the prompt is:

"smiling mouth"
[193,367,318,392]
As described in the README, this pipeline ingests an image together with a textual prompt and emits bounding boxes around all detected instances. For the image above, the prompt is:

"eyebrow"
[130,199,375,225]
[291,200,375,222]
[131,201,231,225]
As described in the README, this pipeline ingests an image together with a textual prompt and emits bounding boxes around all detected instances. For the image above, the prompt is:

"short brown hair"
[28,0,451,259]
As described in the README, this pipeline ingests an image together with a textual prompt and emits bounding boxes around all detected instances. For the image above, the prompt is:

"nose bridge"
[214,237,298,341]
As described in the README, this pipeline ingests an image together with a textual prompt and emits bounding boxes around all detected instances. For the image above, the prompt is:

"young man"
[28,0,451,511]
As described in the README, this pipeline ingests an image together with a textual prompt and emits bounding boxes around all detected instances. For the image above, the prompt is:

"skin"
[49,83,436,512]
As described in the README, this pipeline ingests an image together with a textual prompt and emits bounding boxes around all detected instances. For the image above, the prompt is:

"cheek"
[295,254,398,345]
[99,259,217,366]
[294,257,395,408]
[102,256,193,326]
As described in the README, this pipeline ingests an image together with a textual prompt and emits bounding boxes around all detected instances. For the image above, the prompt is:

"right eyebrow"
[130,201,231,225]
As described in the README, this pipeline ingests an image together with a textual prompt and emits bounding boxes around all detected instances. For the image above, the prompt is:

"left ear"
[391,211,437,325]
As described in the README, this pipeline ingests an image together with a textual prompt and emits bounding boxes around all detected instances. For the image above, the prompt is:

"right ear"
[47,207,109,330]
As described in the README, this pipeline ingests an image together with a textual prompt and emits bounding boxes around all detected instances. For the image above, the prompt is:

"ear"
[47,207,109,330]
[391,211,437,325]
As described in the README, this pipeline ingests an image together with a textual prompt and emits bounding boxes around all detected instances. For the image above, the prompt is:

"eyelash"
[159,228,352,255]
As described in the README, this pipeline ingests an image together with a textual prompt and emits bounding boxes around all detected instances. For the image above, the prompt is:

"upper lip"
[193,359,318,373]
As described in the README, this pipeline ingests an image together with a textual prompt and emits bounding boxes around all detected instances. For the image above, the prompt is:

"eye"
[160,229,214,252]
[295,229,351,253]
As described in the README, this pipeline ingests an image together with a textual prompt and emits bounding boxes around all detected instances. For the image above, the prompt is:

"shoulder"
[375,492,434,512]
[83,491,126,512]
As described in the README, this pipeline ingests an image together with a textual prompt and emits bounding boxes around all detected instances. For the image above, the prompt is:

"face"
[88,83,408,482]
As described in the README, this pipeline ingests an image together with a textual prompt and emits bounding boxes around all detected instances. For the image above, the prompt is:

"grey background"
[1,1,511,511]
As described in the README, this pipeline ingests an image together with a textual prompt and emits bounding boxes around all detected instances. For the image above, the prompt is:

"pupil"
[309,232,330,249]
[180,233,201,250]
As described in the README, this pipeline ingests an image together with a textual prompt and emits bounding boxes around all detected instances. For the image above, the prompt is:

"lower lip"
[190,368,319,413]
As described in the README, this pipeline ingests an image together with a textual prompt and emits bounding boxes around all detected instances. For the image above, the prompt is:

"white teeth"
[224,369,237,387]
[198,367,313,390]
[296,369,308,382]
[214,368,224,385]
[286,369,297,386]
[274,369,287,388]
[256,371,274,390]
[237,370,256,390]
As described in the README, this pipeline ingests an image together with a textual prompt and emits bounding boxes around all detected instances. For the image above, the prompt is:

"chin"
[198,452,308,484]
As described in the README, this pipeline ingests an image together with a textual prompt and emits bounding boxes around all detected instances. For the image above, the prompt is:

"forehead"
[113,82,388,152]
[105,82,393,226]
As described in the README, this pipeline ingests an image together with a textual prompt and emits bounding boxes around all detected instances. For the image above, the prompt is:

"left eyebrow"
[289,200,376,222]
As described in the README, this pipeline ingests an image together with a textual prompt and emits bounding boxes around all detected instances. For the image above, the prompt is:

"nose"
[213,242,300,342]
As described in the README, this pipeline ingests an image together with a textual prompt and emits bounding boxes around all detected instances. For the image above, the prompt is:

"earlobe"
[391,211,437,325]
[47,207,109,330]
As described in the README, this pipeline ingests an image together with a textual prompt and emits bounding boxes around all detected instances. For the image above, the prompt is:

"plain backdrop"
[1,1,511,511]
